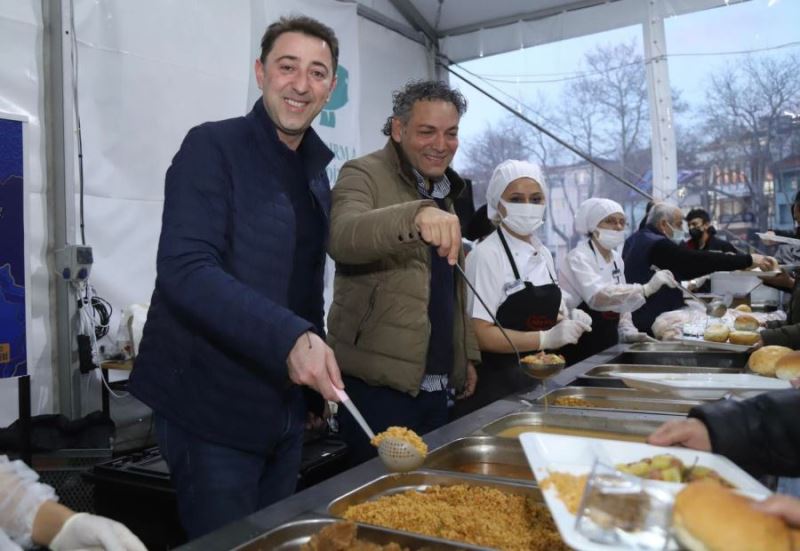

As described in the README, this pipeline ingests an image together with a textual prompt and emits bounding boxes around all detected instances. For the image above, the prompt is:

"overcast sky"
[451,0,800,171]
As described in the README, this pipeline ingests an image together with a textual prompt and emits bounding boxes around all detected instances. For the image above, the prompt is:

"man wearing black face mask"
[682,208,738,254]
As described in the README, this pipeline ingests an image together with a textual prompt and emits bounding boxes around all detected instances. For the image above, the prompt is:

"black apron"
[452,228,561,418]
[562,240,621,365]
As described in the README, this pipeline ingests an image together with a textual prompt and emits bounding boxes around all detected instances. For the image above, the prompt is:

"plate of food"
[615,372,791,399]
[520,352,565,379]
[519,433,771,551]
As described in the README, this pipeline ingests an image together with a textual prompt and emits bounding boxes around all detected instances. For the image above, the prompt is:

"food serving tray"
[234,516,482,550]
[579,364,741,380]
[618,372,791,400]
[673,336,755,353]
[626,342,734,352]
[424,436,532,482]
[328,470,543,517]
[475,411,664,441]
[536,386,704,415]
[606,352,748,368]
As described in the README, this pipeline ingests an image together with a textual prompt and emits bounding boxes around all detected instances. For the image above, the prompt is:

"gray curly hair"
[381,80,468,136]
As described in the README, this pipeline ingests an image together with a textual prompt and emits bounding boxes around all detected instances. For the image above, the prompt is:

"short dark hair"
[260,16,339,73]
[685,208,710,223]
[381,80,468,136]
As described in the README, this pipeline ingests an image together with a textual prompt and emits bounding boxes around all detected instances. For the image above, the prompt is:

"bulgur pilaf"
[370,426,428,456]
[541,471,589,514]
[342,484,568,551]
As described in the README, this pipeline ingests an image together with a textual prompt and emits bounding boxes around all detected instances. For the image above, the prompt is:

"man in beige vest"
[327,80,479,465]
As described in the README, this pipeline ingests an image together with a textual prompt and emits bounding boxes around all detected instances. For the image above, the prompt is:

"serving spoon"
[334,387,425,472]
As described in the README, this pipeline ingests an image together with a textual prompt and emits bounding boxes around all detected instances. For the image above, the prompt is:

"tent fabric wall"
[0,0,431,427]
[0,3,52,428]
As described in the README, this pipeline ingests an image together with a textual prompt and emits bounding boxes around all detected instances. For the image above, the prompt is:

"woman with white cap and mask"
[453,160,592,415]
[559,197,678,364]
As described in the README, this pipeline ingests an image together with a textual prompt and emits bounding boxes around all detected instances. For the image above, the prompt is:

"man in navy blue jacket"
[129,16,343,539]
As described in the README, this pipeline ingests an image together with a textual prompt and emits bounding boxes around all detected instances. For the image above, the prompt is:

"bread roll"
[703,323,729,343]
[673,481,793,551]
[728,330,760,346]
[734,304,752,312]
[734,314,760,331]
[775,351,800,380]
[748,345,793,376]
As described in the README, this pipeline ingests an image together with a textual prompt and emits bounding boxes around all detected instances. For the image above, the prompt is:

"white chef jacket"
[0,455,57,550]
[559,239,645,332]
[466,228,567,323]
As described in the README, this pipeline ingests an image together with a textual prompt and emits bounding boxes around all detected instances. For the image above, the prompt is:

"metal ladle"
[334,388,425,472]
[650,265,726,318]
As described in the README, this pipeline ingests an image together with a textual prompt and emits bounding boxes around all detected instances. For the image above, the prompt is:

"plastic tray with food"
[475,410,665,442]
[616,372,791,399]
[423,435,533,482]
[234,517,483,550]
[328,471,569,551]
[536,386,705,415]
[519,433,772,551]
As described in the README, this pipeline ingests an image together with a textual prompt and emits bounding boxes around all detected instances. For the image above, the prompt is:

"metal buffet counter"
[177,342,747,550]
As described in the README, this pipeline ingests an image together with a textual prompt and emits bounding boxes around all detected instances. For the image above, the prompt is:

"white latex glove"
[642,269,678,298]
[620,330,657,343]
[50,513,146,551]
[569,308,593,329]
[540,319,591,350]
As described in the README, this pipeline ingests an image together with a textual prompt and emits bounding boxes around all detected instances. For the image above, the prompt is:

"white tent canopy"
[0,0,750,426]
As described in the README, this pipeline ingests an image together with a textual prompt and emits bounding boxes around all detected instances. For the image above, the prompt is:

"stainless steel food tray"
[328,471,551,550]
[424,436,532,482]
[328,470,543,517]
[580,364,741,379]
[608,352,748,368]
[535,386,704,415]
[234,517,481,550]
[626,342,739,352]
[476,410,663,439]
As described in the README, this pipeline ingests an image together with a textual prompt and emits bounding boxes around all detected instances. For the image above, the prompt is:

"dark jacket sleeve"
[761,323,800,348]
[156,125,312,374]
[650,239,752,280]
[689,389,800,478]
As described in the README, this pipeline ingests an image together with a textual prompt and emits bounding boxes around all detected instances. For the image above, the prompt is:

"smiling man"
[327,81,481,466]
[129,16,343,539]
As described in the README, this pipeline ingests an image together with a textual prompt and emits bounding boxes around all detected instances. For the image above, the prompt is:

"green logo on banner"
[321,65,348,128]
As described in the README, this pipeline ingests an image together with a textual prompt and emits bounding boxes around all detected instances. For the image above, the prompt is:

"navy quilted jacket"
[130,99,333,454]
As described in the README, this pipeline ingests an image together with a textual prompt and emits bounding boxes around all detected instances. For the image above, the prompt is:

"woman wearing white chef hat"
[558,197,678,364]
[453,160,592,415]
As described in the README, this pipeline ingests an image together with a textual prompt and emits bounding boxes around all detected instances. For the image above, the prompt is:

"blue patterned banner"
[0,117,26,378]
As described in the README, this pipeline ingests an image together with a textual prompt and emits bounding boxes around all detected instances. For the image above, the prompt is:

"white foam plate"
[520,432,772,551]
[757,232,800,247]
[617,372,790,399]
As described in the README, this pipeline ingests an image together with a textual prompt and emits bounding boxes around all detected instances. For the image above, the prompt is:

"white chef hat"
[574,198,625,235]
[485,160,547,222]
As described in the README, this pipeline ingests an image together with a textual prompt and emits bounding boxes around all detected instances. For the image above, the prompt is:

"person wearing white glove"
[618,312,657,343]
[559,198,665,363]
[642,269,678,298]
[453,160,592,418]
[0,455,145,551]
[569,308,593,329]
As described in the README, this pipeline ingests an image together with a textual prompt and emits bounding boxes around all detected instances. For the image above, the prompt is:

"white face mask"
[500,200,545,236]
[668,223,686,244]
[595,228,625,250]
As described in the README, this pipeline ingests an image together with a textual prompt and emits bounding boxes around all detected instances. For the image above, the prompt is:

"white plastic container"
[709,272,761,297]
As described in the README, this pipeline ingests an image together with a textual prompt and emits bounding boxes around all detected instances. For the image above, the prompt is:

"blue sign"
[0,117,26,378]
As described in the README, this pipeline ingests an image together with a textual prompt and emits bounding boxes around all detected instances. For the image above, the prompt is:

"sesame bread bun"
[672,481,793,551]
[703,323,729,343]
[775,351,800,381]
[734,314,760,332]
[728,330,760,346]
[748,345,793,376]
